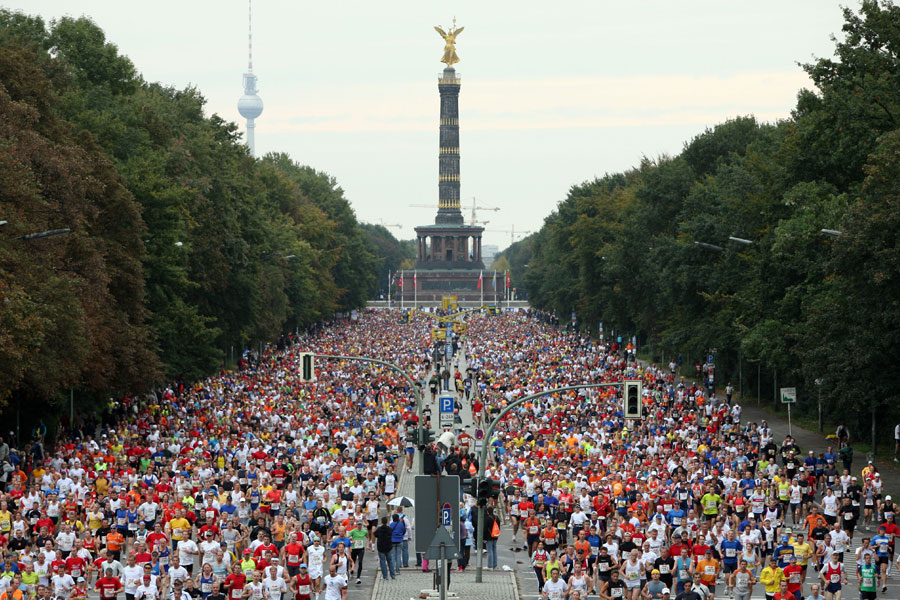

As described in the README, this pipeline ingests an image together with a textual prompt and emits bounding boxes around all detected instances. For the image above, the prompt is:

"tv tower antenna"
[237,0,263,156]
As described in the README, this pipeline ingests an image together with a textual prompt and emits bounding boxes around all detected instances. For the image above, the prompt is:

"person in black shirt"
[654,546,675,588]
[374,516,397,580]
[7,532,27,552]
[603,569,625,599]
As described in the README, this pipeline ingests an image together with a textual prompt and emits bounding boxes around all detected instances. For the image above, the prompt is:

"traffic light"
[477,478,491,505]
[299,353,315,382]
[406,424,418,446]
[489,478,502,499]
[624,380,643,419]
[418,427,435,450]
[462,476,479,499]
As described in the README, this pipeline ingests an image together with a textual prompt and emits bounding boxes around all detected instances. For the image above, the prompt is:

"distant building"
[237,0,263,156]
[402,60,503,303]
[482,245,500,267]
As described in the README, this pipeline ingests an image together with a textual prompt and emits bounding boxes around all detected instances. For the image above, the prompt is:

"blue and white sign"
[439,395,455,428]
[441,502,452,527]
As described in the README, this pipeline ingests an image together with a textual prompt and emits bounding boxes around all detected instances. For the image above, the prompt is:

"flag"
[477,270,482,289]
[399,272,404,289]
[492,271,497,290]
[414,271,417,289]
[506,271,510,289]
[389,271,396,287]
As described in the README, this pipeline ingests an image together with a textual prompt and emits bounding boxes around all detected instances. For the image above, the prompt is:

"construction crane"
[408,197,499,227]
[486,224,532,247]
[468,197,499,226]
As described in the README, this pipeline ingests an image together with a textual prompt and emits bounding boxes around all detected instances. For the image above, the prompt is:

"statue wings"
[434,25,464,40]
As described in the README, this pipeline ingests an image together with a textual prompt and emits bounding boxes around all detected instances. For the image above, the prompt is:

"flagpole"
[480,270,483,306]
[414,270,417,309]
[387,270,391,308]
[400,270,404,310]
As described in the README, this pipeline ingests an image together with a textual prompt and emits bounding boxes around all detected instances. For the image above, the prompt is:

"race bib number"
[863,577,874,588]
[830,574,841,583]
[352,539,364,549]
[704,566,715,575]
[658,565,669,574]
[297,586,310,595]
[529,526,539,535]
[611,588,623,597]
[725,549,735,557]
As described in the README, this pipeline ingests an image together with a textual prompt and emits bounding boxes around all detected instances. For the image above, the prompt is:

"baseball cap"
[651,569,660,575]
[781,535,789,542]
[299,564,307,569]
[661,589,670,596]
[887,495,893,501]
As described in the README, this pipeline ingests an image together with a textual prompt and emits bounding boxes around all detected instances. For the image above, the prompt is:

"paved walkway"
[371,338,522,600]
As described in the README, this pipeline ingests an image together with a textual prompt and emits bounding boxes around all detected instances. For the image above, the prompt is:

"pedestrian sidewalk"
[739,400,900,496]
[370,569,518,600]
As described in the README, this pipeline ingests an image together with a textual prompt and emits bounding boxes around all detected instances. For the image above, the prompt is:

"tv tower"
[237,0,263,156]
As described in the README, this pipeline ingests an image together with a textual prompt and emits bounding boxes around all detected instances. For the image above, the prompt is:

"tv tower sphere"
[238,89,263,119]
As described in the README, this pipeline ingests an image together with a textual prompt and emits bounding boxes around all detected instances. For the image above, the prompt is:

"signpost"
[781,387,797,435]
[414,475,460,600]
[439,394,455,430]
[473,428,484,453]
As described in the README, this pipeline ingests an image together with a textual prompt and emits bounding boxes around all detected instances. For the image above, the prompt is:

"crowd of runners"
[0,311,438,600]
[0,309,897,600]
[456,312,900,600]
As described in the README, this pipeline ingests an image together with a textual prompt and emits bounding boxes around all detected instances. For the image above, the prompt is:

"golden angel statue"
[434,19,464,67]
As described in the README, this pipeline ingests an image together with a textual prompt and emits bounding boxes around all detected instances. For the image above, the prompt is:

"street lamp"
[728,236,753,246]
[18,228,71,241]
[693,241,724,252]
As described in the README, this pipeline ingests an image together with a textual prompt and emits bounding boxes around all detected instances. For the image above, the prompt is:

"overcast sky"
[8,1,851,249]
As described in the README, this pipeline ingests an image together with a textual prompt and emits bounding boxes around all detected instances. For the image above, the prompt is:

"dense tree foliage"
[359,223,416,297]
[510,1,900,447]
[0,12,380,424]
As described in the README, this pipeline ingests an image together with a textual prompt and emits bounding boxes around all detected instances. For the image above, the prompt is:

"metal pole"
[757,363,760,407]
[474,382,626,583]
[872,404,877,456]
[439,544,447,600]
[788,403,792,436]
[818,383,822,433]
[314,354,425,473]
[774,368,777,405]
